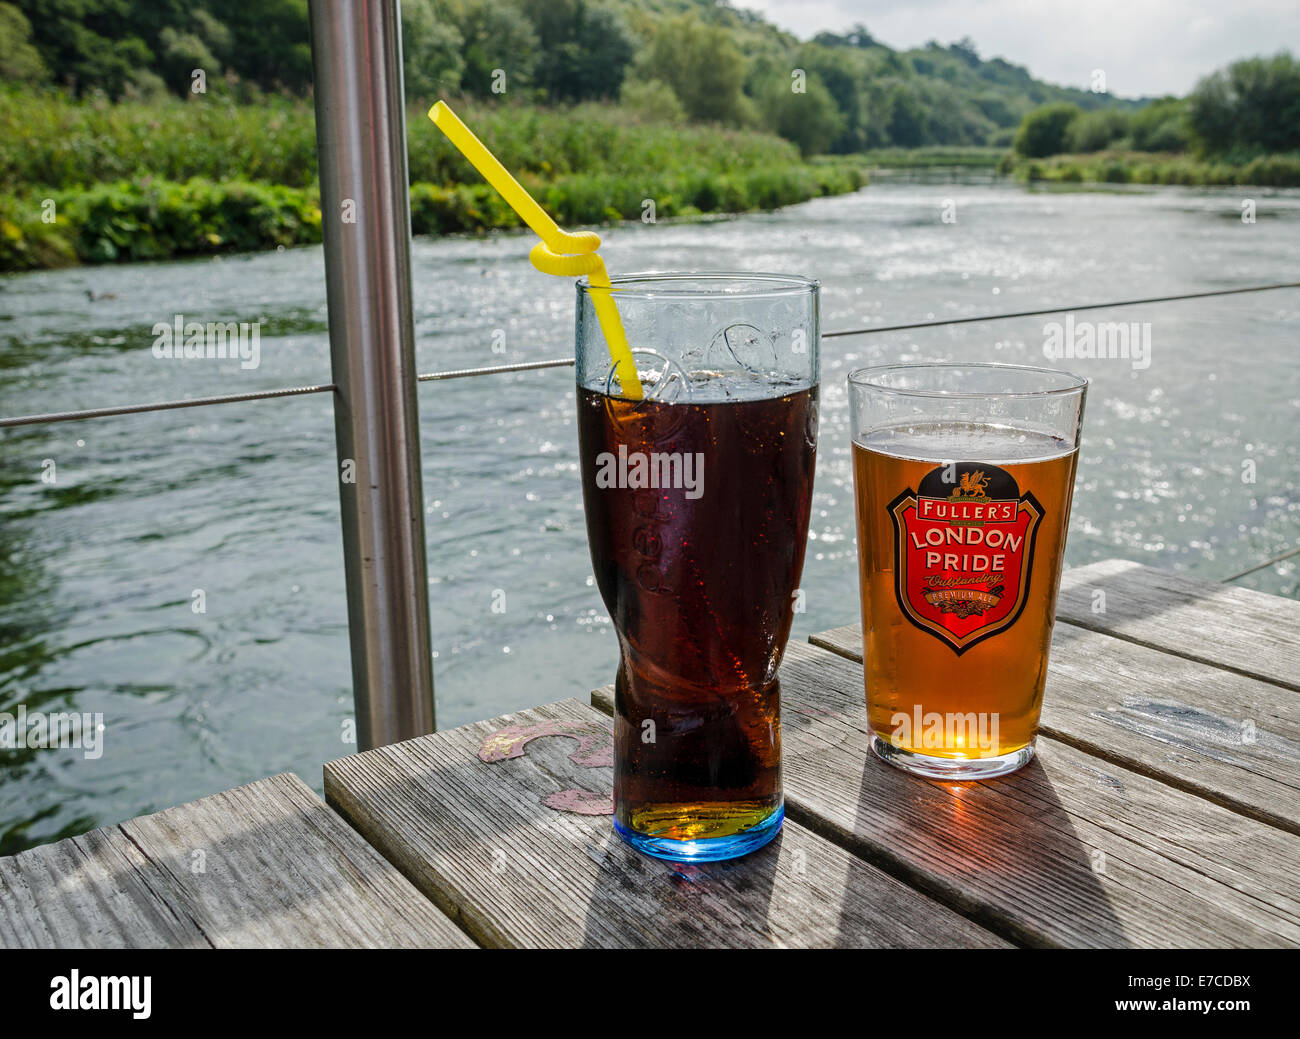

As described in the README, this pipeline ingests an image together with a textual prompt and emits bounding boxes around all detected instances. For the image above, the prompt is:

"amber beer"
[848,365,1087,779]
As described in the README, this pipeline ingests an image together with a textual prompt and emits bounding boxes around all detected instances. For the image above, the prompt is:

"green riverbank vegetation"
[0,93,864,271]
[2,2,1297,270]
[999,53,1300,187]
[0,0,1141,271]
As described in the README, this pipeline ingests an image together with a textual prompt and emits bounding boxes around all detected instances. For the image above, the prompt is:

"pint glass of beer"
[848,363,1086,779]
[576,273,819,860]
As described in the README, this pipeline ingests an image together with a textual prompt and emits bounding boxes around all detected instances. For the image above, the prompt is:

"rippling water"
[1,176,1297,850]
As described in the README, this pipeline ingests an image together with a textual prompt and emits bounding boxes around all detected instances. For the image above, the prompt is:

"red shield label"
[888,462,1043,655]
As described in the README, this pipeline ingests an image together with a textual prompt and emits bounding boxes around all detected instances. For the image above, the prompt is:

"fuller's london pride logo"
[887,462,1043,654]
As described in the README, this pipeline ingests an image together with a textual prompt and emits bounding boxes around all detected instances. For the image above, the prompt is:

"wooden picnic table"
[1,559,1296,948]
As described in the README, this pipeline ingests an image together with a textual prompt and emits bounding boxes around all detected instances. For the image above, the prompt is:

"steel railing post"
[308,0,435,747]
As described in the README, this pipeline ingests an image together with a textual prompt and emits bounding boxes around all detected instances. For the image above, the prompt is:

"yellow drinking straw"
[428,101,644,399]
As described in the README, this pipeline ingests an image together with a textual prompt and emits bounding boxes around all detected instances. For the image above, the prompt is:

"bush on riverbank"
[409,162,862,234]
[999,149,1300,186]
[0,179,323,270]
[0,161,865,272]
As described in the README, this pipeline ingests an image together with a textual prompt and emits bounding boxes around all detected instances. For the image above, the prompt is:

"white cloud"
[739,0,1300,96]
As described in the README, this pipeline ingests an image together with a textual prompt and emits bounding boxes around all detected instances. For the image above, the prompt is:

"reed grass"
[0,89,866,271]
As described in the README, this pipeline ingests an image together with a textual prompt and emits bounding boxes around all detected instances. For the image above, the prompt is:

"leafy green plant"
[0,157,865,272]
[59,179,321,262]
[0,178,321,270]
[1013,103,1081,158]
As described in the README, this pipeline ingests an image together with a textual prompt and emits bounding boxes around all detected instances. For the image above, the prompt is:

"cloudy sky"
[740,0,1300,97]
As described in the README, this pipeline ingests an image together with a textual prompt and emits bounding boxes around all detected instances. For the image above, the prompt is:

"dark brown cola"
[577,381,817,850]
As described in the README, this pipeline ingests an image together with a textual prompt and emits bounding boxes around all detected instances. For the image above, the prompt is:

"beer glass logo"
[887,462,1043,654]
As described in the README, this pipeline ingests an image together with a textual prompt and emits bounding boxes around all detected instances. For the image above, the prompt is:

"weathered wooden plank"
[0,824,205,948]
[808,622,1300,834]
[324,699,1009,949]
[0,773,474,949]
[594,643,1300,948]
[1056,559,1300,690]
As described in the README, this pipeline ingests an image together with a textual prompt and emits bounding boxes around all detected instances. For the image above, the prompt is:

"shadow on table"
[836,749,1129,947]
[788,630,1132,946]
[578,823,784,949]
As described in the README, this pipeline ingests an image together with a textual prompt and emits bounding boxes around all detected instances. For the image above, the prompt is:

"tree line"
[2,1,1292,159]
[1012,52,1299,159]
[1,0,1130,155]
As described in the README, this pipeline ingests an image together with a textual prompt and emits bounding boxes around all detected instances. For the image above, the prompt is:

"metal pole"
[308,0,435,747]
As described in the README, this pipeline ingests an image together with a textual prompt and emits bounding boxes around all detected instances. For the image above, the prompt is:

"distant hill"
[3,0,1142,151]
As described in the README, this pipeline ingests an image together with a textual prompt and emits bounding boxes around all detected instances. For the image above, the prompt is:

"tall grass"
[0,90,320,192]
[0,89,806,195]
[844,147,1004,169]
[0,88,865,271]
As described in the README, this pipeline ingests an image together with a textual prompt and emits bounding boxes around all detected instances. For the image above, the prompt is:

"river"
[1,175,1297,850]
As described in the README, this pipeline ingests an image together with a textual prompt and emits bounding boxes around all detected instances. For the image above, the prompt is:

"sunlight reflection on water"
[0,177,1296,849]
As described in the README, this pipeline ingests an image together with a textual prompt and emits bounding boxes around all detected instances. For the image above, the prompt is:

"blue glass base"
[613,804,785,863]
